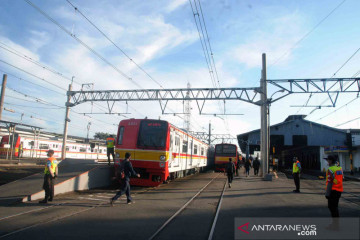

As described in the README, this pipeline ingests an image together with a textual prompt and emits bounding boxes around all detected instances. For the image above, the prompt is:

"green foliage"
[94,132,111,140]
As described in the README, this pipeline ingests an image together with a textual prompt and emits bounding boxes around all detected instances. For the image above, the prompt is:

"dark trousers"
[107,148,115,164]
[43,174,55,200]
[227,173,234,183]
[254,167,259,176]
[328,190,341,218]
[112,180,132,202]
[245,168,250,176]
[236,168,239,176]
[293,173,300,191]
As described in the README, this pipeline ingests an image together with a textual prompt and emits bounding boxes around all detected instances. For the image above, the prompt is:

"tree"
[94,132,111,140]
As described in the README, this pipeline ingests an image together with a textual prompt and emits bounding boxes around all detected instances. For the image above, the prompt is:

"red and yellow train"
[114,119,209,186]
[214,143,239,172]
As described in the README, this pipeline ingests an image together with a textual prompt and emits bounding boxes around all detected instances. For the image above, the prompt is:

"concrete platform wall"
[23,166,112,202]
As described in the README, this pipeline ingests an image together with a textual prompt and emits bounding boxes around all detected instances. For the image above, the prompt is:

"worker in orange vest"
[325,155,343,218]
[39,150,58,203]
[106,135,116,165]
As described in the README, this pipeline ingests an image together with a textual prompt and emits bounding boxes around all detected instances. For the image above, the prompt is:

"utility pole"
[260,53,269,178]
[208,121,211,145]
[61,83,73,160]
[0,74,7,120]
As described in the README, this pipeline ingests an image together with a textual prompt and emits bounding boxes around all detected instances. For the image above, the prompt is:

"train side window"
[182,140,188,153]
[194,145,198,155]
[80,147,86,152]
[175,136,180,146]
[66,146,69,151]
[39,143,49,150]
[201,147,204,156]
[170,135,173,150]
[118,127,124,145]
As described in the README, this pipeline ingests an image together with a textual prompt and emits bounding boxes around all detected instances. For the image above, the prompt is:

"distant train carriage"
[0,133,107,159]
[114,119,209,187]
[214,143,238,172]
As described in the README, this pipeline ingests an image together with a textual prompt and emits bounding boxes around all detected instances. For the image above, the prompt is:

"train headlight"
[160,155,166,161]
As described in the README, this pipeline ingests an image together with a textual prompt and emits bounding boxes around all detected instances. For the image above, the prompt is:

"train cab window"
[39,143,49,150]
[194,145,198,155]
[80,147,86,152]
[182,140,188,153]
[118,126,124,145]
[137,120,168,148]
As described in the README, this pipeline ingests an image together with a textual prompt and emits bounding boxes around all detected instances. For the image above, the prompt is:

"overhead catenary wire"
[333,115,360,127]
[65,0,207,131]
[0,41,82,85]
[0,68,65,96]
[0,59,67,91]
[269,0,347,67]
[65,0,164,89]
[299,47,360,116]
[24,0,142,89]
[24,0,204,133]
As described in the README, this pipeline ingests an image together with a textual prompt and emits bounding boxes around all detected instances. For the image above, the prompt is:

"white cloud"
[166,0,188,13]
[230,12,305,68]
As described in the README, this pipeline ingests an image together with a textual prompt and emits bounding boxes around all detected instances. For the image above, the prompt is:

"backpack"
[118,161,126,179]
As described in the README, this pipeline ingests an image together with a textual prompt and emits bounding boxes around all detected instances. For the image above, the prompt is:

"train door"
[171,133,180,168]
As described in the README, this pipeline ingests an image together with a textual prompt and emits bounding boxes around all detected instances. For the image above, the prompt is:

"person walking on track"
[225,158,236,188]
[245,158,251,177]
[106,135,116,165]
[253,157,260,176]
[292,157,301,193]
[110,152,140,206]
[39,150,58,203]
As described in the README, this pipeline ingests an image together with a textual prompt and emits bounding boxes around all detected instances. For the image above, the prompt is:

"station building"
[237,115,360,173]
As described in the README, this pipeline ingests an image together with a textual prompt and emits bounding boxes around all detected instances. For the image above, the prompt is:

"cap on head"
[324,155,337,163]
[125,152,131,159]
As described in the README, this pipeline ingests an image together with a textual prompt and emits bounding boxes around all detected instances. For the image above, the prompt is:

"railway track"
[148,173,227,240]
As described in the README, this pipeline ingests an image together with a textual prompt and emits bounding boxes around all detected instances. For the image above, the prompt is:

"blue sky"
[0,0,359,143]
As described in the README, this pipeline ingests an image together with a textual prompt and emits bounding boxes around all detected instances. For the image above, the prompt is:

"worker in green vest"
[39,150,58,203]
[292,157,301,193]
[106,135,115,165]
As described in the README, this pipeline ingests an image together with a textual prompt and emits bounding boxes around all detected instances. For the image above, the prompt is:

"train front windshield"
[215,144,236,156]
[137,121,168,148]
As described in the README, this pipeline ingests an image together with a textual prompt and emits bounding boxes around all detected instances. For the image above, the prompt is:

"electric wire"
[0,68,65,96]
[269,0,347,67]
[65,0,164,88]
[299,47,360,116]
[0,59,67,91]
[24,0,142,88]
[0,41,82,85]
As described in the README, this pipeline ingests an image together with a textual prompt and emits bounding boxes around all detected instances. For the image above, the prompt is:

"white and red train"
[0,129,107,160]
[114,119,209,186]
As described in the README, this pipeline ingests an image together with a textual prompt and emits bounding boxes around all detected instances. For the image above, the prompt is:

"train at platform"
[0,130,107,160]
[214,143,239,172]
[114,119,209,187]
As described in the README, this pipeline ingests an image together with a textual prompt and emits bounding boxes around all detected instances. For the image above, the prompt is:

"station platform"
[0,159,112,205]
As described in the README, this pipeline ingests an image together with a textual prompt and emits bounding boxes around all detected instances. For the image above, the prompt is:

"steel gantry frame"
[62,54,360,179]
